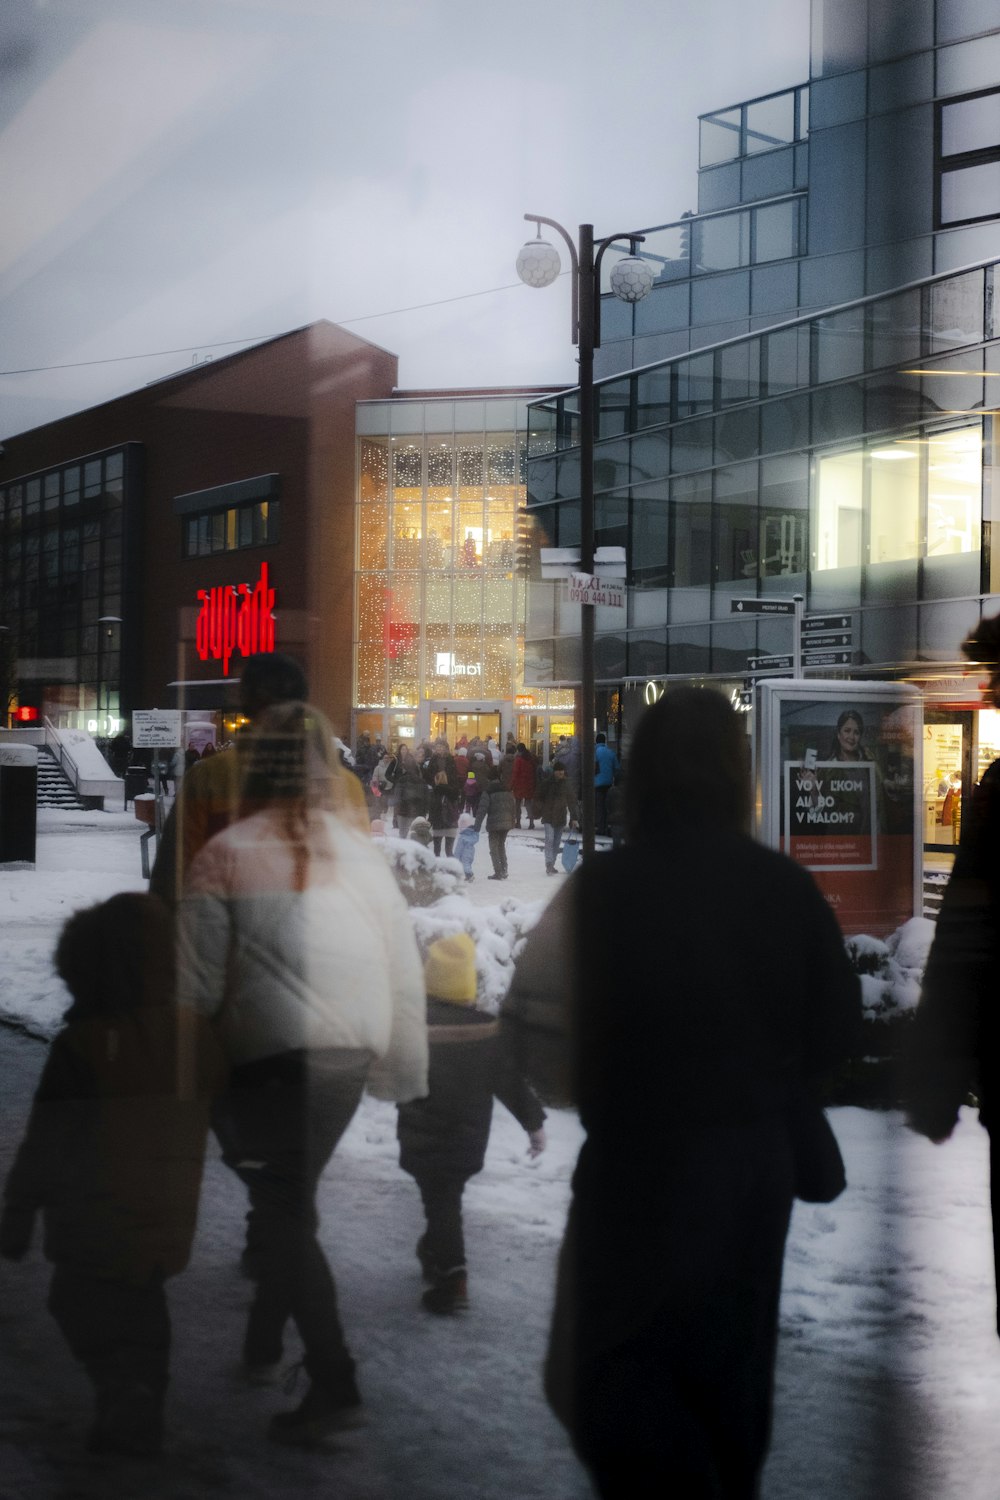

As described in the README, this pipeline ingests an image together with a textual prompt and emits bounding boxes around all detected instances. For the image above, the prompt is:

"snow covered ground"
[2,810,1000,1498]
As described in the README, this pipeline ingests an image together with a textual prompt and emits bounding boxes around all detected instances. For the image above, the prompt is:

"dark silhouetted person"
[0,894,224,1458]
[504,687,860,1499]
[176,702,427,1446]
[150,653,366,905]
[397,934,545,1314]
[907,612,1000,1332]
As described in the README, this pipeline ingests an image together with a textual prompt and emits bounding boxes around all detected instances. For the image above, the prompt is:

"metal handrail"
[42,716,83,791]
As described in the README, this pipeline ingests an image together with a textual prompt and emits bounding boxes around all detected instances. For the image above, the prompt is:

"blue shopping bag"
[561,832,580,872]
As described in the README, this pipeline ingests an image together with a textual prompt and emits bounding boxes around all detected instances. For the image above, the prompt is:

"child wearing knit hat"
[396,932,546,1314]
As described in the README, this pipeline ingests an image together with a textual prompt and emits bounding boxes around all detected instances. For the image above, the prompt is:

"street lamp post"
[516,215,654,858]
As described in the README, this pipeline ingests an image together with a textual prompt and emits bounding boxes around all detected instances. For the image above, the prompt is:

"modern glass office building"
[524,0,1000,840]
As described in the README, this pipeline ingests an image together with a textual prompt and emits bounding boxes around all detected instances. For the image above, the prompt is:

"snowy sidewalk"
[5,810,1000,1497]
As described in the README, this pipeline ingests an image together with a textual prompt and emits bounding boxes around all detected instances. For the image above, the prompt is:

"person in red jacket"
[510,742,537,829]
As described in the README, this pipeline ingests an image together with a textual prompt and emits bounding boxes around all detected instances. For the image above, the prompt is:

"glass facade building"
[354,396,574,757]
[525,0,1000,843]
[595,0,1000,379]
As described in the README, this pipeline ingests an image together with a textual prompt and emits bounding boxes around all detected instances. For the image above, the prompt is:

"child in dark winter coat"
[396,934,546,1314]
[0,894,224,1458]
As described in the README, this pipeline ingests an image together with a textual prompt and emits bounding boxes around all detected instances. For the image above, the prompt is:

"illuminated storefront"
[354,396,574,760]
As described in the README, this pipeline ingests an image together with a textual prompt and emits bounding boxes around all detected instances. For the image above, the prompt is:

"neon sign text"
[196,561,276,675]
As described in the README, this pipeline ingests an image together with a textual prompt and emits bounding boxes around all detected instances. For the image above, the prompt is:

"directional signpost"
[802,611,854,669]
[731,598,797,617]
[735,600,857,690]
[747,654,794,674]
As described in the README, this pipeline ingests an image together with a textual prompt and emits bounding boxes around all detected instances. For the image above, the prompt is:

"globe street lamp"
[516,215,654,857]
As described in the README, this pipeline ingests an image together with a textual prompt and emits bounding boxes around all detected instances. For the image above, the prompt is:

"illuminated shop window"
[813,427,982,574]
[926,427,981,556]
[814,450,862,571]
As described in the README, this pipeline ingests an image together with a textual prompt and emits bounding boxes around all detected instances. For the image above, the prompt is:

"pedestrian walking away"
[474,770,517,880]
[0,894,225,1459]
[176,701,428,1447]
[397,934,546,1315]
[503,687,861,1499]
[535,763,578,874]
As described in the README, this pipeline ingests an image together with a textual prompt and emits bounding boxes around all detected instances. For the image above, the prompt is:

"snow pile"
[845,917,935,1021]
[378,836,466,906]
[409,893,547,1014]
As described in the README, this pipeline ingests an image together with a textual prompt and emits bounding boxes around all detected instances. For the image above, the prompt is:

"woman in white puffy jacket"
[177,701,427,1446]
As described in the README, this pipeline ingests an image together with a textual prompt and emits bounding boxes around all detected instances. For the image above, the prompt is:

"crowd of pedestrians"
[20,620,1000,1495]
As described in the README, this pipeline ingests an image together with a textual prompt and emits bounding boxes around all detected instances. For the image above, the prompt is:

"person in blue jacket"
[594,733,621,837]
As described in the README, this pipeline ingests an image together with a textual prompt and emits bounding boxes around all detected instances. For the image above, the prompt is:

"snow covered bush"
[837,917,936,1106]
[844,918,934,1023]
[378,838,466,907]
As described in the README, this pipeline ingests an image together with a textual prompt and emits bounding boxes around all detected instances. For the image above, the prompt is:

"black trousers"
[488,829,509,877]
[48,1265,170,1403]
[414,1174,467,1274]
[213,1047,369,1386]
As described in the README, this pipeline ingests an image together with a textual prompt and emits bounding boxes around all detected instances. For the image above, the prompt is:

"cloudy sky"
[0,0,809,438]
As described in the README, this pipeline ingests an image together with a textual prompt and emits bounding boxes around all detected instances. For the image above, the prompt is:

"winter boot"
[87,1378,164,1458]
[267,1363,364,1446]
[421,1268,469,1316]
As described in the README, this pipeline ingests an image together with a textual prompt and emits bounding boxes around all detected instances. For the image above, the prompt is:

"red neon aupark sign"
[196,561,276,676]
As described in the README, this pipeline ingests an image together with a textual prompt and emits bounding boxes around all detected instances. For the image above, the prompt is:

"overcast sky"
[0,0,809,439]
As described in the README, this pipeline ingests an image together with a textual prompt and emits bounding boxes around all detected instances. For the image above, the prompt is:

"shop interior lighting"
[870,448,918,459]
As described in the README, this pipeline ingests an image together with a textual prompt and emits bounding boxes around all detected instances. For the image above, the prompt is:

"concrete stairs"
[37,748,89,810]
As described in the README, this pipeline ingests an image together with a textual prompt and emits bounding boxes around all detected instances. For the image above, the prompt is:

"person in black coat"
[0,895,224,1458]
[503,687,860,1500]
[397,934,546,1315]
[423,740,462,857]
[907,612,1000,1334]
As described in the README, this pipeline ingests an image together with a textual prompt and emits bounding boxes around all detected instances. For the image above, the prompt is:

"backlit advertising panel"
[758,679,921,937]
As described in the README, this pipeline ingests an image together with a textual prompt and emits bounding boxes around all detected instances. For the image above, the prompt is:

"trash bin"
[0,744,38,866]
[124,763,150,806]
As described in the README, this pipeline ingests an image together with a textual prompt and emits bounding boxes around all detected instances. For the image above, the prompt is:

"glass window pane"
[926,425,982,556]
[676,354,715,417]
[745,92,795,154]
[719,340,761,406]
[597,380,631,440]
[700,109,742,166]
[635,367,671,429]
[631,482,669,585]
[714,463,758,597]
[940,160,1000,224]
[937,0,1000,44]
[814,449,862,571]
[239,506,253,548]
[869,442,919,563]
[740,148,794,202]
[930,269,984,349]
[691,270,749,325]
[669,473,713,618]
[697,162,741,212]
[753,200,798,263]
[942,90,1000,155]
[360,439,389,502]
[760,454,808,580]
[869,288,924,369]
[765,325,810,394]
[815,306,866,382]
[692,212,749,272]
[937,33,1000,98]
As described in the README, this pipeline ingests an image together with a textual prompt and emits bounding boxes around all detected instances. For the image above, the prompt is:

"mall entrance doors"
[429,706,502,750]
